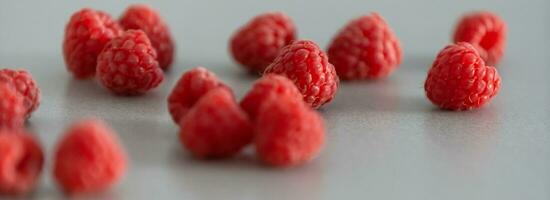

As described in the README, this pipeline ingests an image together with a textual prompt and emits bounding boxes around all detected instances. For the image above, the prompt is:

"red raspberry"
[0,83,25,129]
[453,11,507,66]
[264,40,339,109]
[63,8,122,79]
[53,119,127,194]
[0,130,44,195]
[327,13,402,80]
[97,30,164,95]
[179,88,253,159]
[168,67,228,123]
[0,69,40,118]
[424,42,501,110]
[230,12,296,73]
[120,4,175,70]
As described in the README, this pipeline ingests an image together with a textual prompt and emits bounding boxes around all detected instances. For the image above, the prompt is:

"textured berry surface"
[0,130,44,195]
[425,42,501,110]
[453,11,507,66]
[179,88,253,159]
[53,119,126,194]
[264,40,339,109]
[97,30,164,95]
[168,67,228,123]
[230,12,296,73]
[120,4,175,70]
[0,83,25,129]
[0,69,40,118]
[328,13,402,80]
[63,8,122,79]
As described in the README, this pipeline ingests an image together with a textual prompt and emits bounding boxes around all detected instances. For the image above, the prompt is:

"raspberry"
[0,131,44,195]
[63,8,122,79]
[327,13,402,80]
[120,4,175,70]
[264,40,339,109]
[168,67,228,123]
[53,119,127,194]
[453,11,507,66]
[179,88,253,159]
[0,69,40,118]
[97,30,164,95]
[0,83,25,129]
[424,42,501,110]
[230,12,296,73]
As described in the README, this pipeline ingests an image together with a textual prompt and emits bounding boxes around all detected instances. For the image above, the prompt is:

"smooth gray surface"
[1,0,549,199]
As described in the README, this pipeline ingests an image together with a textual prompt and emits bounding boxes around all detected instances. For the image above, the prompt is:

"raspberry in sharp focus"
[63,8,122,79]
[327,13,402,80]
[0,83,25,129]
[53,119,127,194]
[424,42,501,110]
[0,69,40,118]
[120,4,175,70]
[264,40,339,109]
[179,87,253,159]
[230,12,296,73]
[453,11,507,66]
[97,30,164,95]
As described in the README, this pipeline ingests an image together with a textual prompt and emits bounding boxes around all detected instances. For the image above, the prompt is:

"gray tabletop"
[1,0,549,199]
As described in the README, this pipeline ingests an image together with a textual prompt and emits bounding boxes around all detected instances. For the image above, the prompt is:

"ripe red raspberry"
[0,69,40,118]
[53,119,127,194]
[264,40,339,109]
[424,42,501,110]
[327,13,402,80]
[0,130,44,195]
[179,88,253,159]
[230,12,296,73]
[120,4,175,70]
[0,83,25,129]
[168,67,228,123]
[63,8,122,79]
[453,11,507,66]
[97,30,164,95]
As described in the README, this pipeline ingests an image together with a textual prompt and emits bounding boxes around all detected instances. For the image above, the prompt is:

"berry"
[0,69,40,118]
[63,8,122,79]
[97,30,164,95]
[424,42,501,110]
[0,83,25,129]
[453,11,507,66]
[327,13,402,80]
[230,12,296,73]
[179,88,253,159]
[53,119,127,194]
[0,131,44,195]
[264,40,339,109]
[168,67,228,123]
[120,4,175,70]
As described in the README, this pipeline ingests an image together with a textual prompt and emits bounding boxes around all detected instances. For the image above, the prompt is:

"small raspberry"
[53,119,127,194]
[168,67,228,123]
[0,130,44,195]
[0,83,25,129]
[63,8,123,79]
[327,13,402,80]
[453,11,507,66]
[97,30,164,95]
[264,40,339,109]
[120,4,175,70]
[424,42,501,110]
[179,88,253,159]
[0,69,40,118]
[230,12,296,73]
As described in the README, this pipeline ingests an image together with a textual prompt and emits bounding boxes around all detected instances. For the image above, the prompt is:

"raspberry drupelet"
[0,69,40,118]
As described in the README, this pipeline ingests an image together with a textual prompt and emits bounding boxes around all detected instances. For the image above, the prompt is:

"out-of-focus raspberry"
[0,69,40,118]
[0,83,25,129]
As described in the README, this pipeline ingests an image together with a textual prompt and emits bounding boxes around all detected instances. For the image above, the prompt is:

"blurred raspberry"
[0,69,40,118]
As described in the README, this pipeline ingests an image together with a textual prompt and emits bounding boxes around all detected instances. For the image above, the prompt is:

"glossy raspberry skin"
[97,30,164,95]
[168,67,228,123]
[328,13,402,80]
[453,11,507,66]
[230,12,296,73]
[53,119,127,194]
[425,42,501,110]
[63,8,122,79]
[120,4,175,70]
[0,69,40,118]
[179,88,253,159]
[264,40,339,109]
[0,83,25,129]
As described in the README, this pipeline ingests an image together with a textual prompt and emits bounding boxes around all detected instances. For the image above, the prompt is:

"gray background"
[1,0,549,199]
